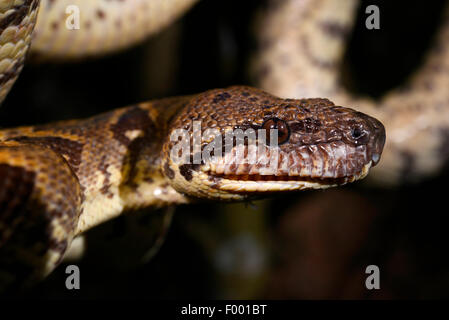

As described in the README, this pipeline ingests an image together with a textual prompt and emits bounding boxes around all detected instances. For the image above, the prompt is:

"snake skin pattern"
[0,0,198,104]
[254,0,449,185]
[0,86,385,290]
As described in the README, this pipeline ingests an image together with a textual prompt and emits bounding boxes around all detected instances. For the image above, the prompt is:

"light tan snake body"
[32,0,199,59]
[254,0,449,185]
[0,0,198,104]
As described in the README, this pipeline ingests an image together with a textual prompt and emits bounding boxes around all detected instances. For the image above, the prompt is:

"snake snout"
[365,114,386,167]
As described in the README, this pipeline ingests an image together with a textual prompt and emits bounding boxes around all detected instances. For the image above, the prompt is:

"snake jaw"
[178,136,377,198]
[187,147,374,198]
[178,161,373,199]
[201,141,373,179]
[200,161,372,193]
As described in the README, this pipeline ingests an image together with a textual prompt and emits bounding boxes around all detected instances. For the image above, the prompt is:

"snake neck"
[0,97,193,235]
[77,98,195,234]
[118,98,196,211]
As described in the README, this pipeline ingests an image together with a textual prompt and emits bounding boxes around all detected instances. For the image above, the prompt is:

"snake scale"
[6,0,448,291]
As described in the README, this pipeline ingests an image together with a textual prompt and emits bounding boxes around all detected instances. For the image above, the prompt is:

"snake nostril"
[349,126,369,145]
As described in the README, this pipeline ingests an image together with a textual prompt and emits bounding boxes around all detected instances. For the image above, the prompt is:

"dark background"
[3,0,449,299]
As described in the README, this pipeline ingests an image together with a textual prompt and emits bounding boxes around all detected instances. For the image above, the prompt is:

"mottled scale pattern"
[254,0,449,185]
[0,141,82,290]
[0,86,385,290]
[0,98,189,290]
[0,103,180,234]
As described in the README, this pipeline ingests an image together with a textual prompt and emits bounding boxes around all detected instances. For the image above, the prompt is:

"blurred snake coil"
[254,0,449,185]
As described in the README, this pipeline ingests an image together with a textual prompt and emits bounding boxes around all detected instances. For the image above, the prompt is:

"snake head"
[162,86,386,201]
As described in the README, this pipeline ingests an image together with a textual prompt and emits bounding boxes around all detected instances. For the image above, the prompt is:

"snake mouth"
[203,161,372,192]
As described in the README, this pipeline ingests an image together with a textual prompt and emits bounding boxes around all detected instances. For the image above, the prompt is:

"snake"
[0,85,385,290]
[254,0,449,186]
[0,1,387,290]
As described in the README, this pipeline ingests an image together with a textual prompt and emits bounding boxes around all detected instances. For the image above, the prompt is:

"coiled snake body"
[0,0,387,290]
[0,0,199,104]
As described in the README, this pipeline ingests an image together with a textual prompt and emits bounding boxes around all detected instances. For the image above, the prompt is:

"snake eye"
[262,118,290,145]
[351,128,363,139]
[350,126,369,145]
